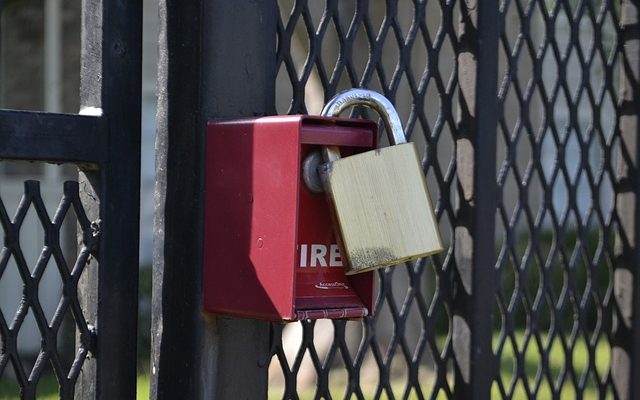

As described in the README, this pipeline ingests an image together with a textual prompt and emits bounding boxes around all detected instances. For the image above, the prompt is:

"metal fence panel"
[270,0,630,399]
[272,1,462,398]
[494,0,622,398]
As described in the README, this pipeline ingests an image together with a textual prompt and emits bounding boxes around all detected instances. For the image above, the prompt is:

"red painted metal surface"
[203,115,376,321]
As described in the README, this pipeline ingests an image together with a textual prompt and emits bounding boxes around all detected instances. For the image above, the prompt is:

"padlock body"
[203,115,376,321]
[320,142,444,274]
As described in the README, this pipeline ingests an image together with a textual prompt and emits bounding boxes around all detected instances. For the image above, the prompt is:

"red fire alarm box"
[203,115,376,321]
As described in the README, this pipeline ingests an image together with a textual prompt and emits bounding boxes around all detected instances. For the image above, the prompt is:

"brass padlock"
[319,89,444,274]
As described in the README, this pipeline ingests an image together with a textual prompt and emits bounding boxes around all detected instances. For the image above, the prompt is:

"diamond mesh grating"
[272,0,624,399]
[493,0,619,398]
[0,181,97,399]
[272,0,458,398]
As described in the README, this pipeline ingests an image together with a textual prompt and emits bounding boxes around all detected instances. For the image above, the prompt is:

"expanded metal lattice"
[272,0,624,399]
[494,0,619,398]
[272,0,459,398]
[0,181,96,398]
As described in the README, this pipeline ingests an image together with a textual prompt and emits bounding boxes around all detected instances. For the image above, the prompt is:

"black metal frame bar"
[0,111,105,166]
[78,0,142,398]
[92,0,142,397]
[613,0,640,398]
[453,0,500,398]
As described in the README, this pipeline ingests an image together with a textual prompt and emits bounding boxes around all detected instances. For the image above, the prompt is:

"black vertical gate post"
[77,0,142,398]
[96,1,143,397]
[453,0,499,398]
[152,1,277,398]
[613,0,640,398]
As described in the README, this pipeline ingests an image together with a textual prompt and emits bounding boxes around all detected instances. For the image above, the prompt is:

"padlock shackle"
[321,89,407,145]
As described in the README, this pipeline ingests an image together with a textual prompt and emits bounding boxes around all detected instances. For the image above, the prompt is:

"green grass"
[0,374,151,400]
[137,374,150,400]
[0,331,614,399]
[268,331,614,400]
[0,374,59,400]
[492,331,613,399]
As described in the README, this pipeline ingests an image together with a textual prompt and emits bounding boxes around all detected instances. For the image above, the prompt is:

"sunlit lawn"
[268,331,613,400]
[491,331,612,400]
[0,332,614,399]
[0,374,150,400]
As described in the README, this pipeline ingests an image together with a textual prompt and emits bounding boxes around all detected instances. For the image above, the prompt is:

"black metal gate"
[0,1,141,399]
[266,0,639,398]
[152,0,640,399]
